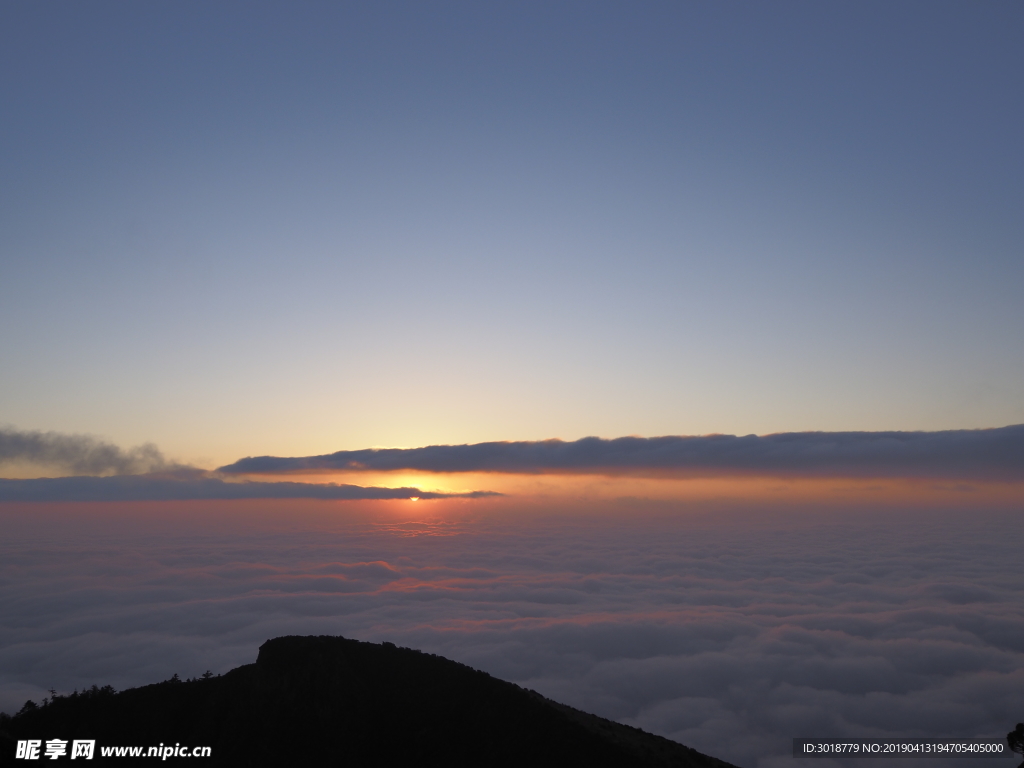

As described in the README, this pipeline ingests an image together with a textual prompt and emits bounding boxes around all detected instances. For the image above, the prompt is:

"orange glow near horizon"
[1,482,1020,549]
[225,469,1024,510]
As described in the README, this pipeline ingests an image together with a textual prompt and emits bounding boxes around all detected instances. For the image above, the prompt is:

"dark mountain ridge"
[1,635,736,766]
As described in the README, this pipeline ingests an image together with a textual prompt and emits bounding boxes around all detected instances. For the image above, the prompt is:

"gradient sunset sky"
[3,1,1022,470]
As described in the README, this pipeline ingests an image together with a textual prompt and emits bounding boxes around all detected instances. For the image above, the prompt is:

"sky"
[2,1,1023,464]
[2,3,1023,767]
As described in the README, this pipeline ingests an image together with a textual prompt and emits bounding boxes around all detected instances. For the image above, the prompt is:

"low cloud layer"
[218,425,1024,481]
[1,504,1020,768]
[0,470,496,502]
[0,427,173,475]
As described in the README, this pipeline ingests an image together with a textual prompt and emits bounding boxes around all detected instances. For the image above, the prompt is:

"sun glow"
[223,468,1024,510]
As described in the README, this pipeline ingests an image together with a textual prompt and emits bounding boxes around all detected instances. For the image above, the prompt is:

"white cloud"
[1,504,1021,767]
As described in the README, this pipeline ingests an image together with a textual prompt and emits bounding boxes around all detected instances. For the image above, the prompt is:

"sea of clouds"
[1,500,1021,767]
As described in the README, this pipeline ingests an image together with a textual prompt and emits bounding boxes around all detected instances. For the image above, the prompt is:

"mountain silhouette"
[0,635,737,766]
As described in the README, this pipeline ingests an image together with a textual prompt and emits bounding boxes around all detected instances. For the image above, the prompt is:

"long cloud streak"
[218,425,1024,480]
[0,471,498,502]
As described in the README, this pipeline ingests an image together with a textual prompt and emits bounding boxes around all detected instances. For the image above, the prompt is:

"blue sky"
[2,1,1022,466]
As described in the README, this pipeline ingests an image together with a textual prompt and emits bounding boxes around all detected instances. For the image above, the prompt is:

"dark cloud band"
[0,427,172,475]
[0,472,498,502]
[217,425,1024,480]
